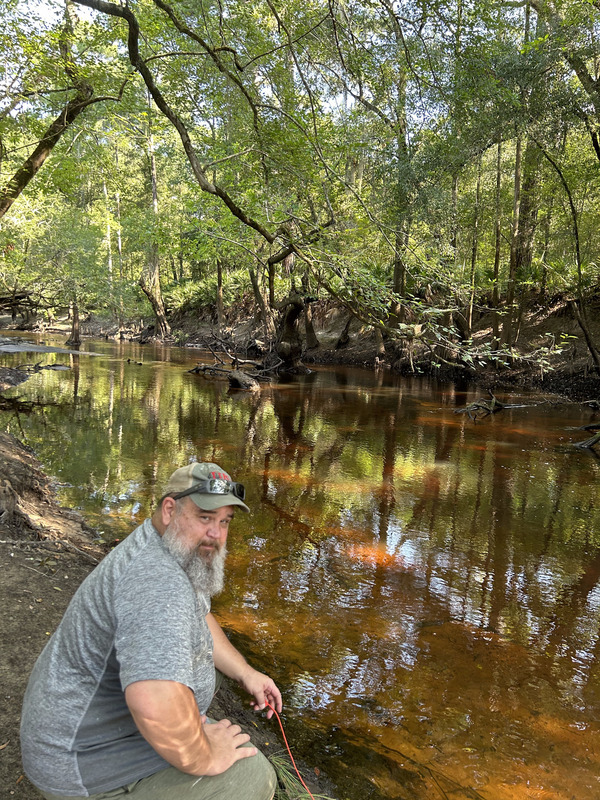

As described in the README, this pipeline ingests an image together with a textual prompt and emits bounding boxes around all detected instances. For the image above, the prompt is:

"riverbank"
[8,290,600,403]
[0,431,333,800]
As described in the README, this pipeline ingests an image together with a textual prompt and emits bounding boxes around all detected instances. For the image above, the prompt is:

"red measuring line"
[265,701,316,800]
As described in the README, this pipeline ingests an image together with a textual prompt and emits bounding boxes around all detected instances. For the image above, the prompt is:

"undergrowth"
[269,751,336,800]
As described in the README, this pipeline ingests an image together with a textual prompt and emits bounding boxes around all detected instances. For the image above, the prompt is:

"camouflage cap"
[164,462,249,512]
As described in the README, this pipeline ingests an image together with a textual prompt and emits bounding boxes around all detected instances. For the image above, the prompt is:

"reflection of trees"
[270,382,316,458]
[70,353,80,402]
[239,392,265,463]
[486,452,511,633]
[535,454,575,564]
[433,413,459,462]
[544,548,600,696]
[462,448,487,620]
[375,401,397,545]
[139,367,164,508]
[260,451,315,539]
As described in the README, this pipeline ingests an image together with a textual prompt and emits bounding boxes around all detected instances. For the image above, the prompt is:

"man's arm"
[125,679,257,775]
[206,612,283,718]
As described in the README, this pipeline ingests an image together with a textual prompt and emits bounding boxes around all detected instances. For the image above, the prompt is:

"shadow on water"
[3,331,600,799]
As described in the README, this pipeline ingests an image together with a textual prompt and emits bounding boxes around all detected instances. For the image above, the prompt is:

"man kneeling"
[21,462,281,800]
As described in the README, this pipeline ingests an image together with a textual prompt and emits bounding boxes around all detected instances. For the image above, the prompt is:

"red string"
[265,701,316,800]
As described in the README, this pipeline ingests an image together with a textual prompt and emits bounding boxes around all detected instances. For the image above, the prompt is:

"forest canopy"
[1,0,599,367]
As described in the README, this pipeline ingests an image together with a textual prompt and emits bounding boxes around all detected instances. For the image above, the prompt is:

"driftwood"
[455,393,600,450]
[15,362,71,372]
[188,364,270,392]
[202,338,273,371]
[0,291,29,307]
[454,390,535,422]
[574,423,600,450]
[454,390,505,421]
[227,369,260,392]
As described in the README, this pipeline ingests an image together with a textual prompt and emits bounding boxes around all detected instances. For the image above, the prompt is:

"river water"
[2,331,600,800]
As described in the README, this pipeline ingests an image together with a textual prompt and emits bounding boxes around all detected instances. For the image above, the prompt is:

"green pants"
[37,671,276,800]
[39,742,276,800]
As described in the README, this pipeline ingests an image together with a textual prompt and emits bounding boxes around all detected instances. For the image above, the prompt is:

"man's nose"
[205,520,221,539]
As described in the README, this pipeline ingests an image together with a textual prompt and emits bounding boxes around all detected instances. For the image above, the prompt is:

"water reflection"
[2,331,600,799]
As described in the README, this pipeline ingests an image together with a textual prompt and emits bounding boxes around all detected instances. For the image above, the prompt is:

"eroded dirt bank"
[0,431,331,800]
[7,293,600,403]
[0,431,105,798]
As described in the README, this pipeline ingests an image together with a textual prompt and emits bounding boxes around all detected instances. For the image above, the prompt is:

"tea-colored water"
[2,332,600,799]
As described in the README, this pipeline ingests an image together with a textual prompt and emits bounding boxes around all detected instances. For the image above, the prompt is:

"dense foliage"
[1,0,599,364]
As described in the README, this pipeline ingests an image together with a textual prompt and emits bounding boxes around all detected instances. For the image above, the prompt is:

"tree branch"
[0,11,99,219]
[72,0,277,244]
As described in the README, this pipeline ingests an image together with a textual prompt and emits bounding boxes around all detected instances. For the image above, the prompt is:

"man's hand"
[125,680,257,776]
[206,613,284,719]
[201,716,258,775]
[238,667,283,719]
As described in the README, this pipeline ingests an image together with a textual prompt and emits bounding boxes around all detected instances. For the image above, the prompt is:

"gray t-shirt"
[20,519,215,797]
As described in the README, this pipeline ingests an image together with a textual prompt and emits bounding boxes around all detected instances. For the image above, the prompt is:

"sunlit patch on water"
[346,542,411,570]
[257,467,314,484]
[415,414,469,428]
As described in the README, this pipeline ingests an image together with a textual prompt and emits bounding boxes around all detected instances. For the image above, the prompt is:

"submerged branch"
[454,390,505,421]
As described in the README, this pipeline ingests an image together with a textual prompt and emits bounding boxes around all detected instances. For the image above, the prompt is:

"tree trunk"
[380,2,410,331]
[282,252,296,290]
[113,148,125,335]
[304,303,319,349]
[114,149,124,280]
[491,140,503,350]
[374,327,386,358]
[228,370,260,392]
[0,86,94,220]
[102,179,113,283]
[139,260,170,337]
[216,259,224,334]
[514,139,541,283]
[300,272,319,349]
[450,172,459,263]
[268,263,276,309]
[249,268,276,338]
[0,7,103,219]
[502,133,523,348]
[503,5,537,350]
[570,300,600,374]
[467,154,483,336]
[392,229,407,314]
[66,298,81,347]
[335,315,353,349]
[275,293,305,372]
[140,92,170,337]
[539,197,553,296]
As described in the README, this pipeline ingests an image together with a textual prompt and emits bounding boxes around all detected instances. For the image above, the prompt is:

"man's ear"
[161,496,177,527]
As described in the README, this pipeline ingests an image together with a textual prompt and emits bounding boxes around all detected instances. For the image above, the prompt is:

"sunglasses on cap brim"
[172,478,246,502]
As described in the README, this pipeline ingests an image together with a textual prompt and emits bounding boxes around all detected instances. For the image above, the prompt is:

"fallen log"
[227,369,260,392]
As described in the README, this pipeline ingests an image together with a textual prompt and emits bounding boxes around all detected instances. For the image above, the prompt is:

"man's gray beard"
[162,520,226,598]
